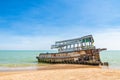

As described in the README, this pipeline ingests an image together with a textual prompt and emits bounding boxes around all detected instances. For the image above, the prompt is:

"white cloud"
[94,27,120,50]
[0,35,61,50]
[0,25,120,50]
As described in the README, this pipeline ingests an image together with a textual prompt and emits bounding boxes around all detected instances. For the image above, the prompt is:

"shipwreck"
[36,35,107,65]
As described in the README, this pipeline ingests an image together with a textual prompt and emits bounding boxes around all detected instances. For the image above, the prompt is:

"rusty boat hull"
[36,48,106,65]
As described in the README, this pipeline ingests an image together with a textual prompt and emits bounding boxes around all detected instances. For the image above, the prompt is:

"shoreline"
[0,63,120,72]
[0,64,120,80]
[0,64,101,72]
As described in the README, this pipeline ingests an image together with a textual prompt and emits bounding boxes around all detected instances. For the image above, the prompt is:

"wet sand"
[0,64,120,80]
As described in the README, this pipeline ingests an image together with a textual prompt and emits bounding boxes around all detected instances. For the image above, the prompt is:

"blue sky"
[0,0,120,50]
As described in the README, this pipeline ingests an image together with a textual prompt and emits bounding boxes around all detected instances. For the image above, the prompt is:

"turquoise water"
[100,50,120,69]
[0,50,56,67]
[0,50,120,70]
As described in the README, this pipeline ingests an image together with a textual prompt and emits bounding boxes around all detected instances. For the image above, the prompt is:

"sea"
[0,50,120,71]
[0,50,57,71]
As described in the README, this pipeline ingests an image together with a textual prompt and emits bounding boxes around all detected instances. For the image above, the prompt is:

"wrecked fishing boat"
[36,35,107,65]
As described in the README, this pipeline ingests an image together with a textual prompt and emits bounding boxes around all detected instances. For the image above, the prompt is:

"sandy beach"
[0,64,120,80]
